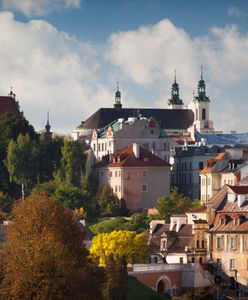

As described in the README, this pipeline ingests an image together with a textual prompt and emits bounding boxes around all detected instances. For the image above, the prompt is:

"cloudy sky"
[0,0,247,133]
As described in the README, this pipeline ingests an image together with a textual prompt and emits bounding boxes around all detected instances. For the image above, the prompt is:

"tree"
[0,193,105,300]
[90,230,148,266]
[0,112,36,196]
[96,184,120,216]
[104,255,128,300]
[5,134,39,198]
[156,187,193,222]
[56,138,86,188]
[52,184,86,210]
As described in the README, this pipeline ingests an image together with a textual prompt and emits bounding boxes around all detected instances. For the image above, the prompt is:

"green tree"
[96,184,120,216]
[0,193,105,300]
[56,138,86,187]
[156,187,192,222]
[5,134,39,197]
[104,255,128,300]
[52,184,86,210]
[0,112,36,195]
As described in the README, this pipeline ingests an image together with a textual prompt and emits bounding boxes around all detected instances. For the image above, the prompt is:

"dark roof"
[0,96,20,117]
[94,145,171,168]
[228,185,248,194]
[79,108,194,130]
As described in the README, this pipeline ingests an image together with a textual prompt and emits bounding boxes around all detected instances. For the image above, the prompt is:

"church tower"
[114,83,122,110]
[168,71,184,109]
[188,67,214,134]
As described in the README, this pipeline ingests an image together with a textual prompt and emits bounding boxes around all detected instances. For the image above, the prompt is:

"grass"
[127,276,169,300]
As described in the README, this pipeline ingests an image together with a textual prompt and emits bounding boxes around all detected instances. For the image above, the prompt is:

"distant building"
[170,145,223,199]
[208,185,248,294]
[200,149,245,204]
[72,86,194,141]
[93,143,171,210]
[149,211,208,264]
[89,117,170,166]
[188,69,214,135]
[0,88,21,118]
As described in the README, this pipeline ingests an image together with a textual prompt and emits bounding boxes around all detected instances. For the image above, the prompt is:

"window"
[190,162,192,170]
[217,237,223,249]
[115,171,117,177]
[196,240,200,248]
[101,171,103,177]
[93,143,96,151]
[151,130,154,135]
[189,175,192,184]
[142,169,148,177]
[119,170,121,177]
[109,171,112,177]
[201,240,205,248]
[115,186,117,193]
[141,184,147,192]
[184,162,187,170]
[199,162,204,170]
[164,143,167,150]
[127,172,131,180]
[230,237,237,250]
[230,259,235,270]
[202,108,206,120]
[98,143,100,151]
[180,257,183,264]
[152,142,156,149]
[102,143,104,151]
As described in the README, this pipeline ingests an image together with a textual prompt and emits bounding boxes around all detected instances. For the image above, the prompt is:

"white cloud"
[0,0,81,16]
[0,13,247,134]
[0,12,112,133]
[106,20,248,132]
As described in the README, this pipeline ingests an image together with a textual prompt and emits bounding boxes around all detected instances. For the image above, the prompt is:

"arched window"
[199,257,203,264]
[202,108,206,120]
[196,109,198,120]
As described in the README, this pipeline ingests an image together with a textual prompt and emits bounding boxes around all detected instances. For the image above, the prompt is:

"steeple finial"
[114,82,122,110]
[45,111,51,133]
[174,69,177,82]
[200,65,203,79]
[9,86,16,99]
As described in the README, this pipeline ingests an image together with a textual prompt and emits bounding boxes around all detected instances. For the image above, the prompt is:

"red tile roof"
[0,96,20,117]
[201,152,225,174]
[94,145,171,168]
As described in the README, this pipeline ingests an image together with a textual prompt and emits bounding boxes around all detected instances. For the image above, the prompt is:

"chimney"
[133,143,140,158]
[227,193,236,203]
[237,194,245,207]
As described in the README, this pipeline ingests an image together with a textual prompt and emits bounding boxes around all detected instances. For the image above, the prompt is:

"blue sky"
[0,0,247,133]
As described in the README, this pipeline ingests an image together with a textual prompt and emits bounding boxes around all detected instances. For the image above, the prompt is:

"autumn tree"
[0,193,105,300]
[56,138,86,188]
[90,230,148,266]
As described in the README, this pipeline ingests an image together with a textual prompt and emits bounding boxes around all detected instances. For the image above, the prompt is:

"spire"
[45,111,51,133]
[195,66,209,102]
[44,111,52,139]
[114,82,122,110]
[168,70,183,106]
[8,86,16,99]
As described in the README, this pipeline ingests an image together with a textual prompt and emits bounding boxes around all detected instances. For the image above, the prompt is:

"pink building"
[94,143,171,210]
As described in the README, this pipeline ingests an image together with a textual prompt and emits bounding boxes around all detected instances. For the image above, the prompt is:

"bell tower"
[114,83,122,110]
[168,70,184,109]
[188,67,214,134]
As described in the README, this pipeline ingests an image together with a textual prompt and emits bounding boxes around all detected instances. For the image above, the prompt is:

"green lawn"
[127,276,169,300]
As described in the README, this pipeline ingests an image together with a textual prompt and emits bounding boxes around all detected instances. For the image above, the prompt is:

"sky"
[0,0,248,134]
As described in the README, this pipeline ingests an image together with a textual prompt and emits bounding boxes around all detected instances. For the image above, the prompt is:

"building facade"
[208,185,248,294]
[94,144,171,210]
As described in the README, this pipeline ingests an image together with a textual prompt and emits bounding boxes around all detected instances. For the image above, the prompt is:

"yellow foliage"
[90,230,148,266]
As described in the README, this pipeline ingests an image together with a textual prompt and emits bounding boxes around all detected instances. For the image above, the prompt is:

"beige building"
[94,143,170,210]
[149,211,208,264]
[200,149,244,204]
[208,185,248,294]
